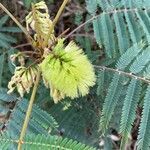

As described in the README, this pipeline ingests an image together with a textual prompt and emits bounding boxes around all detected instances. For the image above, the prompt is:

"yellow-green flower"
[40,39,96,103]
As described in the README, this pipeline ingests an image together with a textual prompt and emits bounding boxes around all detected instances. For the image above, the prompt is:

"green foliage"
[23,0,39,9]
[137,86,150,150]
[100,73,124,133]
[100,43,145,135]
[0,88,97,149]
[0,89,96,149]
[0,134,96,150]
[0,15,20,49]
[120,79,141,149]
[116,42,144,70]
[1,0,150,149]
[74,13,100,63]
[87,0,150,57]
[86,0,150,149]
[0,79,98,149]
[86,0,97,15]
[0,89,58,137]
[49,96,100,146]
[98,41,150,149]
[0,15,21,88]
[0,1,98,149]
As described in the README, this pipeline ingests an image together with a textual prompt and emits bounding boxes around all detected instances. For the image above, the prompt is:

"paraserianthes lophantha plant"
[7,1,96,103]
[0,1,96,149]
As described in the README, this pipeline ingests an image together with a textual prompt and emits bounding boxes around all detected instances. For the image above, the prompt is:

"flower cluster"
[40,39,96,103]
[7,1,96,104]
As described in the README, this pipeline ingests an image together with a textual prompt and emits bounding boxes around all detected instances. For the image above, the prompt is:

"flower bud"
[7,66,39,97]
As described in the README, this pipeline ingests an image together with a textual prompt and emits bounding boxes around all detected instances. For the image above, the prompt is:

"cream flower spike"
[40,38,96,103]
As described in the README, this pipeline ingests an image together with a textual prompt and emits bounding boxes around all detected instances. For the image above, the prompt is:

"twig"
[0,3,33,42]
[13,43,31,49]
[58,28,70,38]
[94,65,150,84]
[69,33,95,39]
[21,51,39,55]
[18,71,41,150]
[45,0,70,45]
[65,16,97,39]
[52,0,70,28]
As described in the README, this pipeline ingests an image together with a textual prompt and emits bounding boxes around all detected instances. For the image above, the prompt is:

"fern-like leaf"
[129,46,150,74]
[4,99,58,137]
[135,10,150,44]
[0,15,20,49]
[87,0,150,57]
[113,12,130,54]
[116,42,144,70]
[86,0,97,15]
[124,11,141,44]
[96,70,105,97]
[120,79,141,149]
[97,0,112,11]
[0,88,17,102]
[0,134,96,150]
[100,73,123,133]
[93,16,103,48]
[137,86,150,150]
[100,13,117,58]
[0,89,58,138]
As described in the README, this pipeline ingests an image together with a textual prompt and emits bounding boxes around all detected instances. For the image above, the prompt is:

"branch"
[0,3,33,42]
[65,16,96,39]
[52,0,70,27]
[13,43,31,49]
[18,71,41,150]
[94,65,150,84]
[45,0,70,45]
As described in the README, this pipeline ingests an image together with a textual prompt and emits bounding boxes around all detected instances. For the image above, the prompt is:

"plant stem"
[94,65,150,84]
[0,3,33,42]
[17,71,41,150]
[45,0,70,45]
[65,16,97,39]
[53,0,70,27]
[13,43,31,49]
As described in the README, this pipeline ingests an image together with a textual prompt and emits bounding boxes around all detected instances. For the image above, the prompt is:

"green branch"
[45,0,70,46]
[94,65,150,84]
[18,71,41,150]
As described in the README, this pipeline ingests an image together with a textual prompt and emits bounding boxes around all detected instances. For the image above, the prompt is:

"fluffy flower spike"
[40,39,96,103]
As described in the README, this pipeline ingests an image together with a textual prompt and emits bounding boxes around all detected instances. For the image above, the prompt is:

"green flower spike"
[40,39,96,103]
